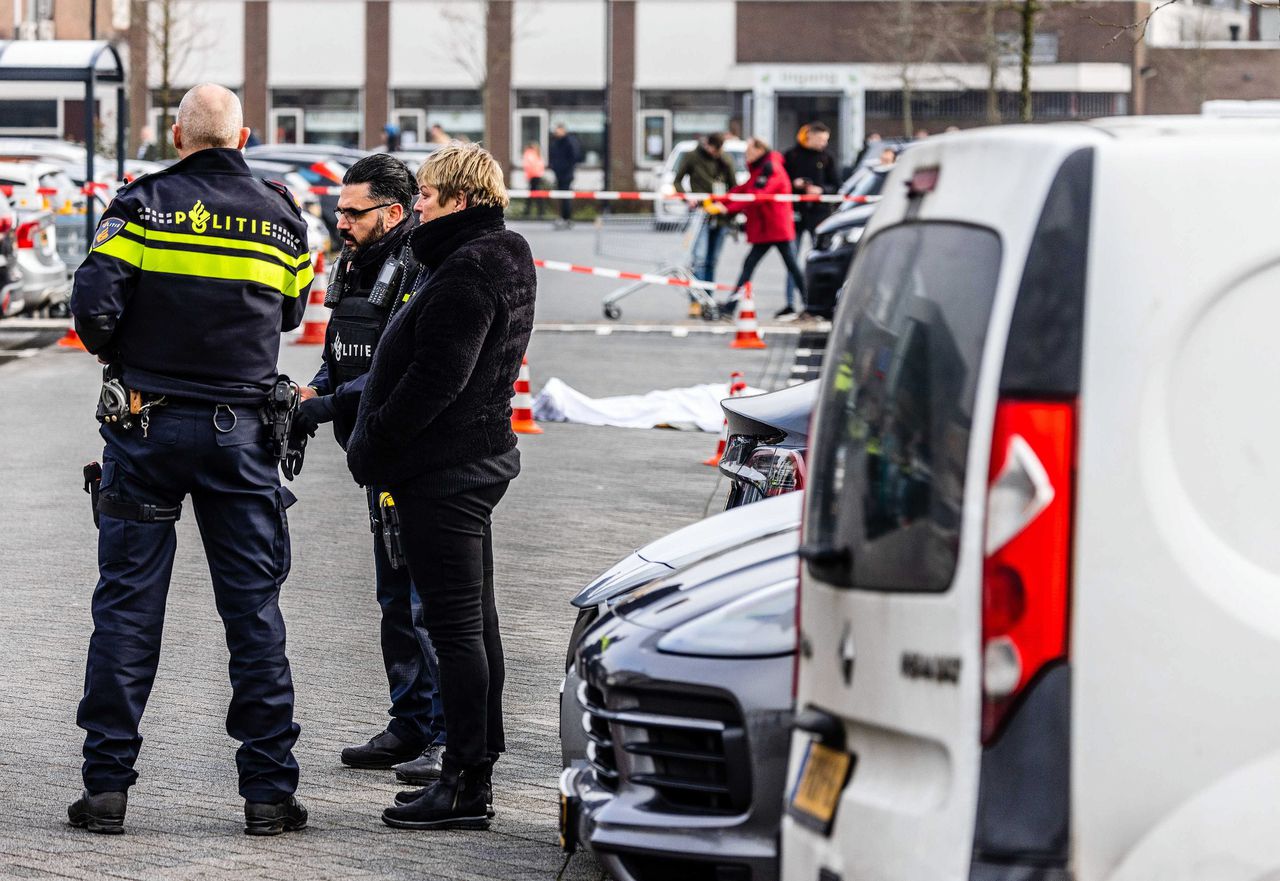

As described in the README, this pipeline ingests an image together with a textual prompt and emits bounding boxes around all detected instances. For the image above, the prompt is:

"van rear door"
[786,220,1002,881]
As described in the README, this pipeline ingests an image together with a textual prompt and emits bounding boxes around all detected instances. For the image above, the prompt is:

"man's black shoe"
[383,760,491,830]
[340,729,423,769]
[393,743,446,784]
[244,795,308,836]
[67,790,126,835]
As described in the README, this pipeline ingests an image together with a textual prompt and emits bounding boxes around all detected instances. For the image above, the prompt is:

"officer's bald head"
[173,84,250,157]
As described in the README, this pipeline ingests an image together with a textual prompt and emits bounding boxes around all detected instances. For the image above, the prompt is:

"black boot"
[340,729,423,769]
[244,795,308,836]
[382,759,491,830]
[68,790,127,835]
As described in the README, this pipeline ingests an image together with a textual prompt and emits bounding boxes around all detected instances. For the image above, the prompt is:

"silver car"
[562,528,798,881]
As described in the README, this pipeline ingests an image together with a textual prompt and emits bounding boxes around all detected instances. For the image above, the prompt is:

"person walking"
[548,122,582,229]
[67,83,314,836]
[289,153,449,784]
[716,137,806,316]
[345,142,536,831]
[520,141,548,220]
[674,132,736,313]
[781,122,841,319]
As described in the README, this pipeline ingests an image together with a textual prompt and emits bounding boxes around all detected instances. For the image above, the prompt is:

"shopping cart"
[593,207,721,321]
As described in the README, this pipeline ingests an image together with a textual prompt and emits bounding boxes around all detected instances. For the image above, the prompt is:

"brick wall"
[1143,47,1280,113]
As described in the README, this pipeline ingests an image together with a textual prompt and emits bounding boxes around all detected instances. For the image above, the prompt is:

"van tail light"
[0,215,11,235]
[15,219,39,249]
[981,399,1076,744]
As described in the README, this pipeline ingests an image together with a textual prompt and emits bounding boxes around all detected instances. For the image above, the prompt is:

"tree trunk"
[985,1,1001,124]
[160,0,175,159]
[1019,0,1036,123]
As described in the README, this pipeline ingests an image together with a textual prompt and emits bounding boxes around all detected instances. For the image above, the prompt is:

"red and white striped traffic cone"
[511,355,543,435]
[295,252,328,345]
[702,370,746,466]
[730,282,766,350]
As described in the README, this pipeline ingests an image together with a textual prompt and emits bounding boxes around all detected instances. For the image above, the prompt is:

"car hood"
[611,528,799,632]
[722,381,817,441]
[819,202,877,234]
[570,491,803,608]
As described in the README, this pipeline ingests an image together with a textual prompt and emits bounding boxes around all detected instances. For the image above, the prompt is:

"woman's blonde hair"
[416,141,509,209]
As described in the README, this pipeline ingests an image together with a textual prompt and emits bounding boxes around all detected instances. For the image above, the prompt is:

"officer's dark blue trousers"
[77,400,301,803]
[373,527,446,747]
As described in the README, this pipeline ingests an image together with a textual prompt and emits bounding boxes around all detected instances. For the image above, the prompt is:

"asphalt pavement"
[0,243,795,879]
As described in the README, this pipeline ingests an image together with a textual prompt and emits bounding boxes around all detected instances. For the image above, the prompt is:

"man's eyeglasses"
[334,203,395,222]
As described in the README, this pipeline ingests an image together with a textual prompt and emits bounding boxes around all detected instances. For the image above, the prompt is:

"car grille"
[578,678,751,814]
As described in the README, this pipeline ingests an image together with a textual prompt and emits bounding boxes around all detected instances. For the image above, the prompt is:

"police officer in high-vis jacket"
[290,154,449,783]
[68,84,313,837]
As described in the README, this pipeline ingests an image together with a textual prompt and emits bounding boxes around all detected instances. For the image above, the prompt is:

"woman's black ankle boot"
[382,758,491,830]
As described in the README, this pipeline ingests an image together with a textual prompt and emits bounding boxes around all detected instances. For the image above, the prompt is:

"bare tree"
[139,0,211,159]
[438,0,540,132]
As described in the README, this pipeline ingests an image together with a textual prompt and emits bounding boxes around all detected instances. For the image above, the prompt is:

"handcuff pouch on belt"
[369,490,406,570]
[96,363,167,436]
[82,461,183,528]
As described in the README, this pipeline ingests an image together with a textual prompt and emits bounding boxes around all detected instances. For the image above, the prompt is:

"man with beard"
[293,154,448,781]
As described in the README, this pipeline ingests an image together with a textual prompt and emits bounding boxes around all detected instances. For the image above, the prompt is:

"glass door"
[635,109,672,167]
[393,109,427,147]
[270,108,304,145]
[513,108,549,175]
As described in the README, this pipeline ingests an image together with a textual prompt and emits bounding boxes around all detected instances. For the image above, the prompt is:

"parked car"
[0,160,86,270]
[718,381,816,508]
[10,207,68,314]
[245,159,333,254]
[564,525,799,881]
[244,145,367,242]
[654,138,749,227]
[0,195,24,316]
[784,117,1280,881]
[561,490,805,771]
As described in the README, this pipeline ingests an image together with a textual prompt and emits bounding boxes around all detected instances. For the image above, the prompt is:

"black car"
[803,164,892,318]
[718,381,816,508]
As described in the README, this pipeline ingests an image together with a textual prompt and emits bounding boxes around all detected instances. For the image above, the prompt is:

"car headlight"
[656,579,796,658]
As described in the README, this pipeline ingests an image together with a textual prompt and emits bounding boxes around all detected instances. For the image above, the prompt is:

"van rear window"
[807,223,1001,592]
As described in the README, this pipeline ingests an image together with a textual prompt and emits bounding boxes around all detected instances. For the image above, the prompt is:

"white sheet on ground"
[532,377,766,433]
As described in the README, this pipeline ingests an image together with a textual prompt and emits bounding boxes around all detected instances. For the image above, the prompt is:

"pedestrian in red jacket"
[716,137,806,316]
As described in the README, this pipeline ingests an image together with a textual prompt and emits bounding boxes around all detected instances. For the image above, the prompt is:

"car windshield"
[806,222,1002,591]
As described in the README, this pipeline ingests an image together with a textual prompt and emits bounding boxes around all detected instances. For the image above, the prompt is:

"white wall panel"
[148,0,244,89]
[635,0,734,89]
[390,0,486,89]
[269,0,364,87]
[512,0,604,88]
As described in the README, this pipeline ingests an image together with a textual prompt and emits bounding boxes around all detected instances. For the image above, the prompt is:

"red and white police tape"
[532,258,737,292]
[307,185,878,205]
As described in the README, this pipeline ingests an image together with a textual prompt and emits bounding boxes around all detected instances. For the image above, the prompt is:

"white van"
[783,117,1280,881]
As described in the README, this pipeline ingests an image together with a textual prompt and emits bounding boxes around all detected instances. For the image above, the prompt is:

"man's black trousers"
[77,401,300,802]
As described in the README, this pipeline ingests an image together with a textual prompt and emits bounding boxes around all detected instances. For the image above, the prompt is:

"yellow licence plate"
[788,741,855,833]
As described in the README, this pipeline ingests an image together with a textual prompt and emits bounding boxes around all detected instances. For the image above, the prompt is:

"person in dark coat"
[345,142,536,831]
[717,137,806,315]
[782,122,841,318]
[548,122,583,227]
[674,132,737,292]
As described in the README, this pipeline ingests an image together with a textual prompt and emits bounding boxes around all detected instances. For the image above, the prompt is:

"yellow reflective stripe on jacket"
[146,226,302,269]
[94,232,144,266]
[291,260,314,298]
[140,247,302,296]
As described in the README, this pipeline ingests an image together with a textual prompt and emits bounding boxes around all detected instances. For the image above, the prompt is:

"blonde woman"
[347,142,537,830]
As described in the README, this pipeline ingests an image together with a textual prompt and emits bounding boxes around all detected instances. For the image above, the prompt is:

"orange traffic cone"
[295,253,328,345]
[511,355,543,434]
[702,370,747,466]
[730,282,766,349]
[57,325,87,351]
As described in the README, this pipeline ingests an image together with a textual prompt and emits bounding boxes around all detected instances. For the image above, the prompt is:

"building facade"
[2,0,1278,188]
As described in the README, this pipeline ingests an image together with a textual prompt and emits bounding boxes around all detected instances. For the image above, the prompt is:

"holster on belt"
[83,462,102,528]
[378,491,405,571]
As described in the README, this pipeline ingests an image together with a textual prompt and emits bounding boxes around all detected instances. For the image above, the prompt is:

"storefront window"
[270,89,361,148]
[639,90,746,144]
[393,89,483,144]
[517,90,605,167]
